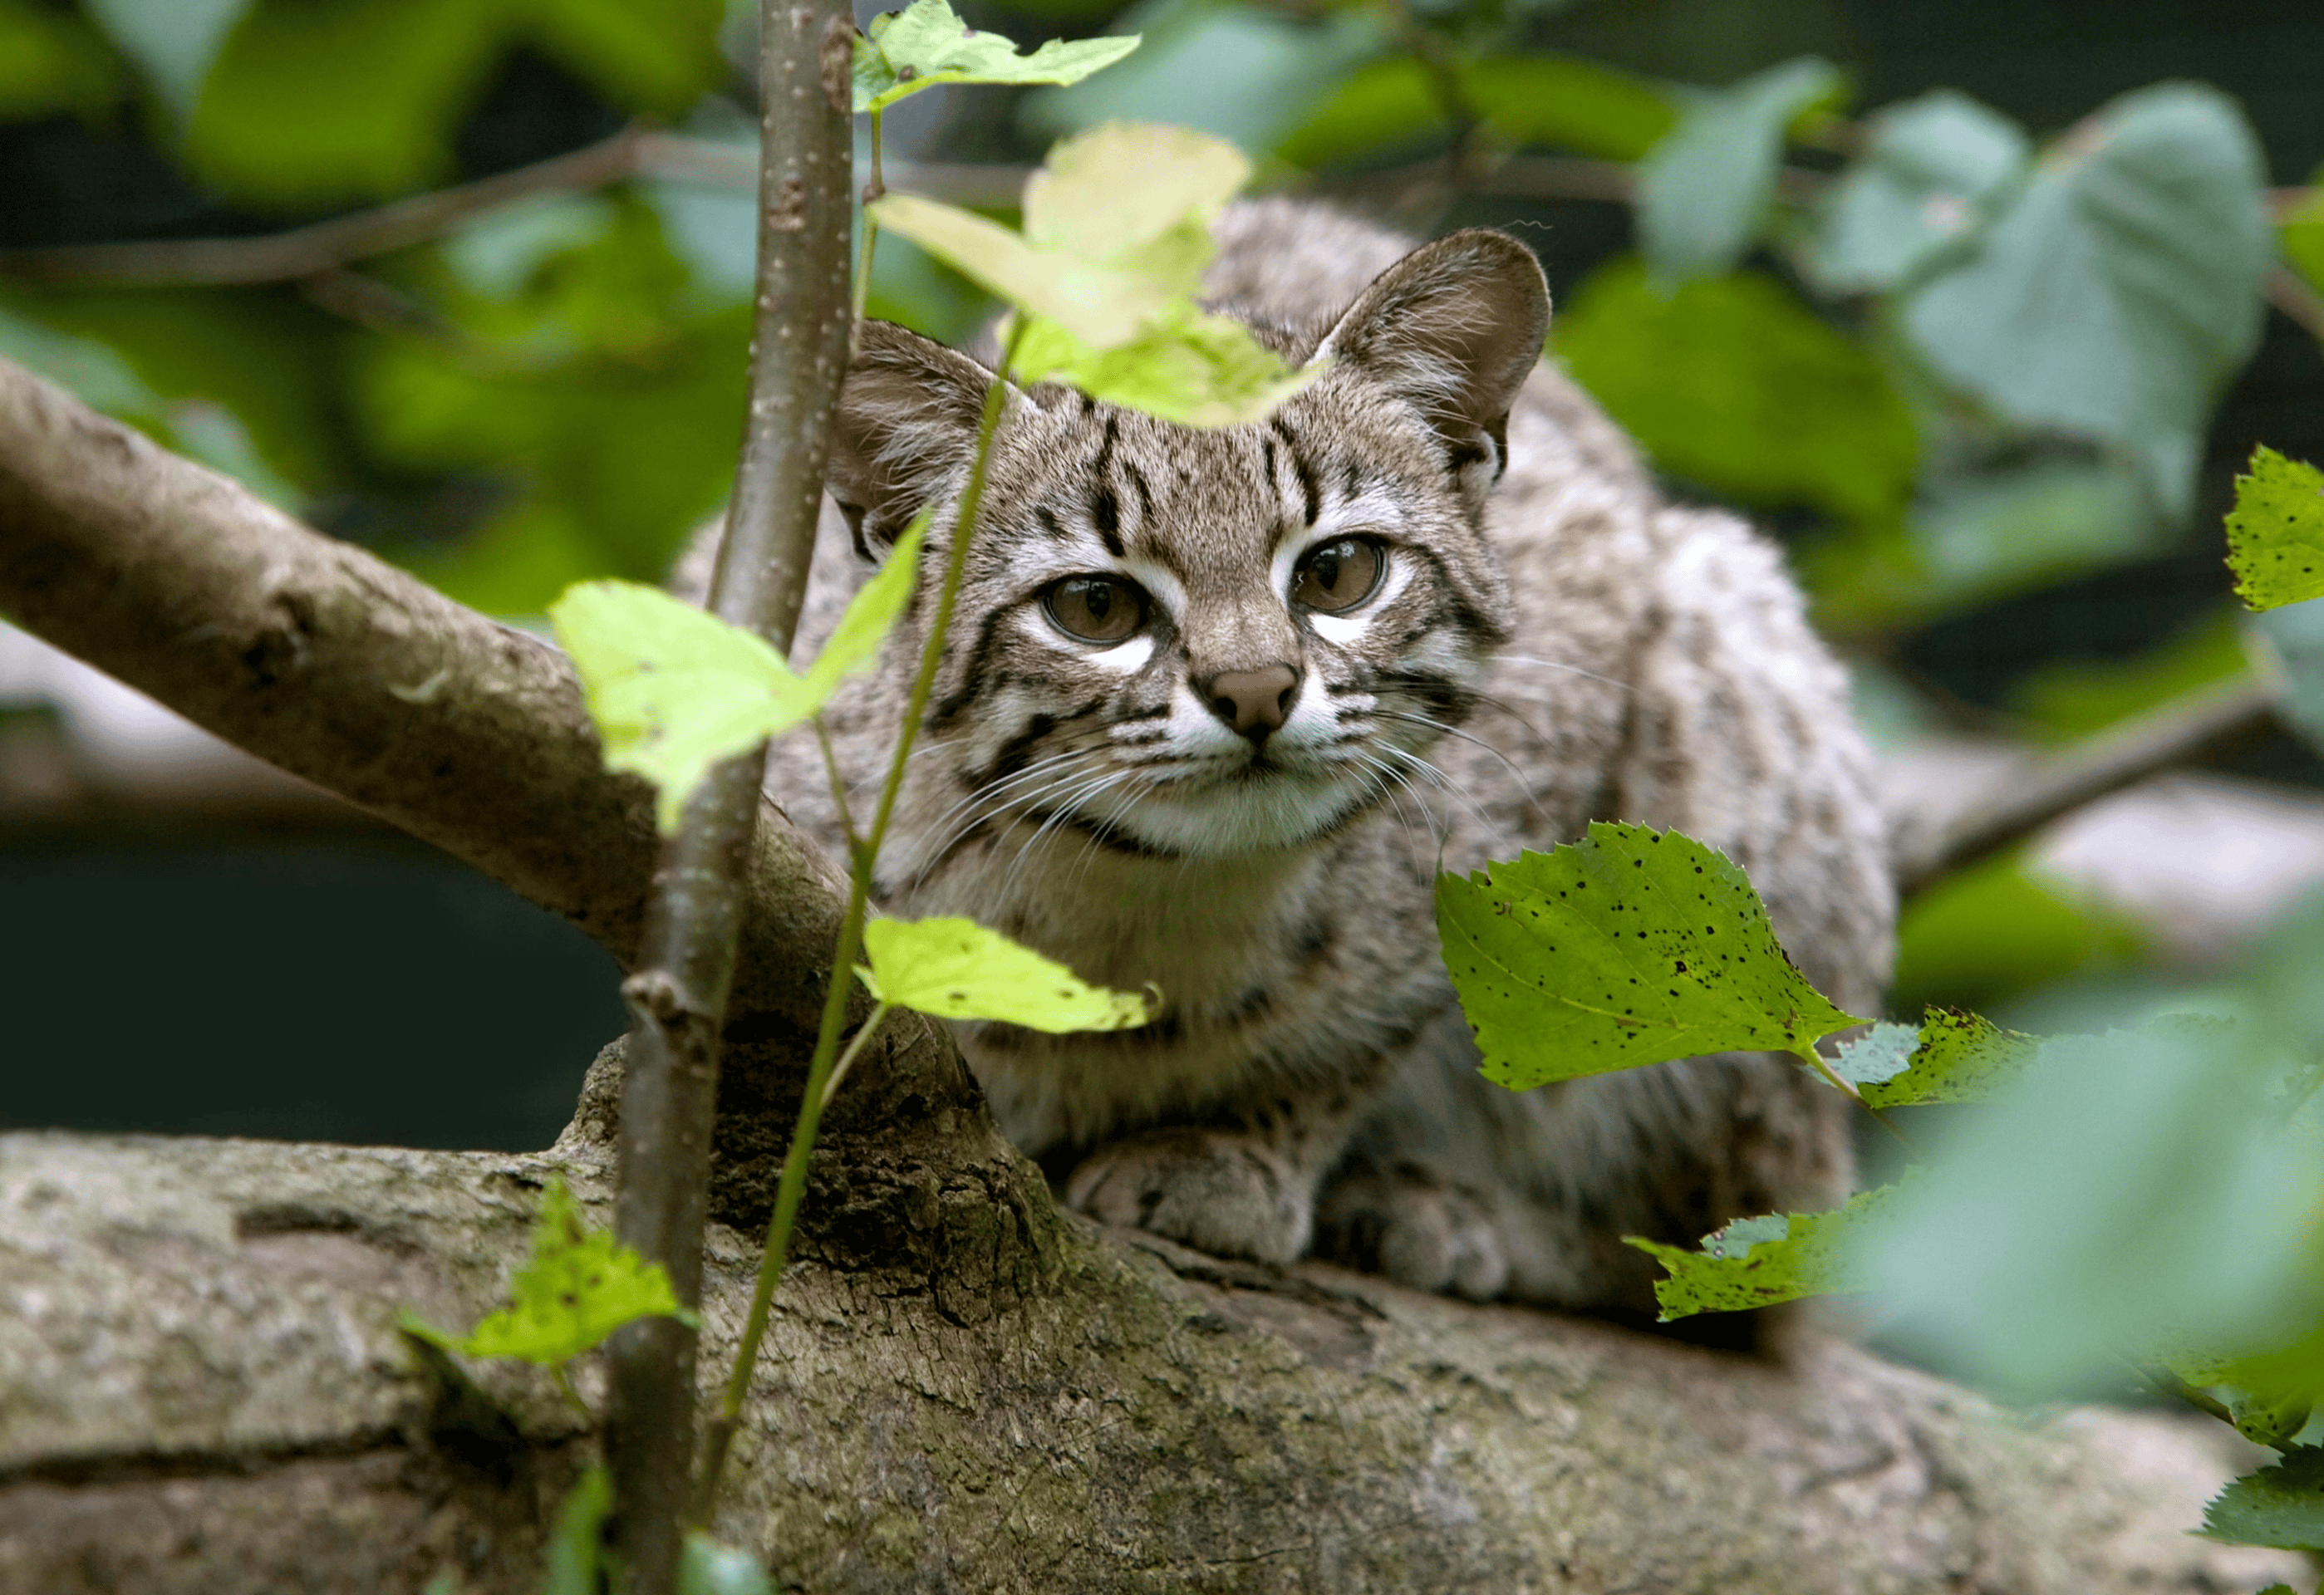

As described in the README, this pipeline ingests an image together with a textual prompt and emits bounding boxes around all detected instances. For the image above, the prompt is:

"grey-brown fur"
[689,199,1894,1314]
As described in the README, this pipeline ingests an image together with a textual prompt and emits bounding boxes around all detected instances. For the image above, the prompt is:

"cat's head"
[832,228,1548,865]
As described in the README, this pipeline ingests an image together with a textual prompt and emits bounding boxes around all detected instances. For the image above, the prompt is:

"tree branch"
[602,0,855,1578]
[1890,675,2280,896]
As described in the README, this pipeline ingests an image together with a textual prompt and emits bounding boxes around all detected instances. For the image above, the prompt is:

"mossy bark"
[0,1037,2298,1593]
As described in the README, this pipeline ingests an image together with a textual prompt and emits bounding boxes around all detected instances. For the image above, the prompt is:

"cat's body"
[714,199,1894,1313]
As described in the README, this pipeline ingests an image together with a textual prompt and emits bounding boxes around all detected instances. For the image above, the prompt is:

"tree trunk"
[0,356,2302,1592]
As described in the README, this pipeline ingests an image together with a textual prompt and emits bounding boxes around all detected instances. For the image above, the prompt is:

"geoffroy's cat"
[687,198,1895,1313]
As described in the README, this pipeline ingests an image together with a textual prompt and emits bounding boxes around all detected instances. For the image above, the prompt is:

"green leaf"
[803,514,927,699]
[1846,1008,2043,1108]
[2254,596,2324,759]
[2282,164,2324,298]
[84,0,251,122]
[1903,84,2270,520]
[1022,4,1380,154]
[1637,56,1844,282]
[680,1534,775,1595]
[1629,1181,1910,1319]
[1021,120,1246,276]
[401,1178,694,1367]
[1436,822,1868,1092]
[549,581,813,832]
[854,0,1137,113]
[1807,90,2029,292]
[1550,257,1916,523]
[1273,52,1676,171]
[857,916,1158,1032]
[539,1467,612,1595]
[2169,1313,2324,1448]
[518,0,725,117]
[2199,1446,2324,1551]
[1868,1023,2324,1393]
[2012,606,2249,741]
[0,0,121,120]
[871,192,1169,351]
[1887,854,2145,1018]
[2225,445,2324,611]
[1009,307,1314,427]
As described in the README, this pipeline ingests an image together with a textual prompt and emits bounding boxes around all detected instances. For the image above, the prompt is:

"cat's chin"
[1101,768,1372,857]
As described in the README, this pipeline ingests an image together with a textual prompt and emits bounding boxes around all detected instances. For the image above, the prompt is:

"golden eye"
[1042,575,1147,644]
[1291,537,1386,614]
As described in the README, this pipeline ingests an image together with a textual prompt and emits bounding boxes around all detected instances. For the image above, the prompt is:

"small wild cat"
[702,199,1894,1314]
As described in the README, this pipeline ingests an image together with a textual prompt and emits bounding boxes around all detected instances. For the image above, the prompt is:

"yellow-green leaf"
[400,1178,695,1367]
[1627,1180,1913,1319]
[1834,1006,2043,1108]
[550,579,813,832]
[853,0,1137,115]
[1009,308,1314,427]
[802,513,926,700]
[2225,444,2324,611]
[1021,121,1246,276]
[857,916,1157,1032]
[869,192,1168,350]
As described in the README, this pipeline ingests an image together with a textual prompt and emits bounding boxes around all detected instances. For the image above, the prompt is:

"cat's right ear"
[828,319,1008,559]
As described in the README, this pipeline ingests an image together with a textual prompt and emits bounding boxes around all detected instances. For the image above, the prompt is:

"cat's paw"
[1064,1129,1312,1264]
[1314,1162,1510,1302]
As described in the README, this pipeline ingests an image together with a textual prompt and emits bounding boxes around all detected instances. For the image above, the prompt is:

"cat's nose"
[1202,665,1300,741]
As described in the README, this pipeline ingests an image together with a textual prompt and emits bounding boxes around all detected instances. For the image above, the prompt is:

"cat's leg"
[1062,1061,1391,1266]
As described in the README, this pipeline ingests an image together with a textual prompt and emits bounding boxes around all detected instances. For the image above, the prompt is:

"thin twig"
[1890,675,2279,898]
[602,0,853,1585]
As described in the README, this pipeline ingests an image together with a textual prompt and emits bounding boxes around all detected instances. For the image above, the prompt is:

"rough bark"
[0,356,2305,1592]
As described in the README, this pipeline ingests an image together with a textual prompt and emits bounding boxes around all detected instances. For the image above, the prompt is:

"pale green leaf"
[2164,1313,2324,1449]
[1009,308,1315,427]
[1021,121,1247,272]
[680,1534,774,1595]
[1437,822,1867,1092]
[2225,445,2324,611]
[857,916,1158,1032]
[85,0,251,121]
[1904,84,2270,519]
[401,1178,694,1367]
[1808,90,2029,292]
[1638,56,1844,281]
[853,0,1137,114]
[1837,1007,2043,1108]
[1628,1181,1911,1319]
[550,580,813,832]
[869,192,1168,349]
[803,513,927,699]
[540,1467,612,1595]
[2199,1446,2324,1551]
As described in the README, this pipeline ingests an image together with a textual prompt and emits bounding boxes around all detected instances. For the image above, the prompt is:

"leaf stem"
[849,110,885,353]
[1795,1043,1916,1153]
[690,317,1027,1525]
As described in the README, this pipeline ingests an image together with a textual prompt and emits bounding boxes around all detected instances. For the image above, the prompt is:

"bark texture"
[0,1075,2299,1593]
[0,356,2305,1591]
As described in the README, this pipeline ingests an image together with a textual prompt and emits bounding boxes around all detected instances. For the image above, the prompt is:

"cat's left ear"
[1314,229,1549,504]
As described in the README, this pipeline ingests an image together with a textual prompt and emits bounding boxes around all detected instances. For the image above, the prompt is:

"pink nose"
[1204,665,1300,740]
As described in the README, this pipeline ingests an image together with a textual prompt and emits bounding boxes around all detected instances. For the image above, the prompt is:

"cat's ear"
[828,319,1008,557]
[1314,229,1549,500]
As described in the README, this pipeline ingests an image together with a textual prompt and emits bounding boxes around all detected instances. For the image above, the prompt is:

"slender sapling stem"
[691,318,1029,1524]
[850,110,886,349]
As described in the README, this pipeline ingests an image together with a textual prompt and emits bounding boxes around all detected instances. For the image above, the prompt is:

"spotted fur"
[695,199,1895,1313]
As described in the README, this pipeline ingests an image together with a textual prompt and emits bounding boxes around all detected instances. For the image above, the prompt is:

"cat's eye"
[1290,537,1386,614]
[1042,574,1148,644]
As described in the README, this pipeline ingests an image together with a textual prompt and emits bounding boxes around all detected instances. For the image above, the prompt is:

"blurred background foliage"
[4,0,2324,1150]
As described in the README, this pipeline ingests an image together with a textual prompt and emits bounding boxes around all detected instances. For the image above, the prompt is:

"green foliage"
[1436,822,1866,1091]
[1805,90,2027,293]
[1903,84,2270,519]
[2199,1446,2324,1552]
[2282,166,2324,295]
[1274,52,1674,169]
[852,0,1137,114]
[1636,56,1844,282]
[1551,257,1916,524]
[2010,608,2250,741]
[2225,445,2324,611]
[1629,1182,1908,1319]
[539,1467,612,1595]
[549,518,925,831]
[872,122,1309,425]
[1833,1008,2041,1108]
[2255,596,2324,759]
[402,1178,694,1367]
[0,0,120,120]
[1888,856,2145,1018]
[857,916,1158,1031]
